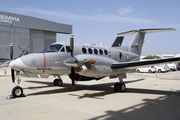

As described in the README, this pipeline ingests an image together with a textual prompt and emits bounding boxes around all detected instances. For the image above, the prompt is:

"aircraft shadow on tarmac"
[89,95,180,120]
[23,78,180,100]
[25,79,144,98]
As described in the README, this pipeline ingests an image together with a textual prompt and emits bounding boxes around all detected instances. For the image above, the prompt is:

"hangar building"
[0,11,72,59]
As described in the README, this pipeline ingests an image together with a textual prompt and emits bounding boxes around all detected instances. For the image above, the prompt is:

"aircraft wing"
[0,63,7,68]
[111,57,180,69]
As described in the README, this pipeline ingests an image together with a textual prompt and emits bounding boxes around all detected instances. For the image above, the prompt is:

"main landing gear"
[53,79,63,86]
[53,76,63,86]
[114,79,126,92]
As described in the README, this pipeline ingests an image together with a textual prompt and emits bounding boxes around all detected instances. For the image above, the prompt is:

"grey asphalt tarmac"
[0,68,180,120]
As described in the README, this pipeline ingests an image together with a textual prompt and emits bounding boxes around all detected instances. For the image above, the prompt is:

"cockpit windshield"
[43,44,63,52]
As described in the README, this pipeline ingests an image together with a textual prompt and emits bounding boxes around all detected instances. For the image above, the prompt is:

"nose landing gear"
[12,86,23,97]
[11,72,25,98]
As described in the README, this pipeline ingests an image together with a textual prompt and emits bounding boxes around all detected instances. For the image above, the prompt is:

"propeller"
[65,35,96,89]
[17,44,30,57]
[70,34,75,87]
[10,43,15,83]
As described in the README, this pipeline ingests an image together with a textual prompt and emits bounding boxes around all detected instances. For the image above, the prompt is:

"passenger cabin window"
[104,50,108,55]
[82,48,87,54]
[43,44,63,52]
[99,49,103,55]
[66,46,71,52]
[88,48,92,54]
[94,49,98,54]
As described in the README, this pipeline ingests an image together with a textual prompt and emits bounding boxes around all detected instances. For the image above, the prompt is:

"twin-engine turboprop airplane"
[9,28,180,98]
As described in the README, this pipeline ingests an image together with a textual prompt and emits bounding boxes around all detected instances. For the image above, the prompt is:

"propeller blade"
[11,69,15,83]
[10,43,13,59]
[10,43,15,83]
[18,45,22,50]
[69,34,76,89]
[71,67,75,86]
[26,44,30,50]
[70,34,74,57]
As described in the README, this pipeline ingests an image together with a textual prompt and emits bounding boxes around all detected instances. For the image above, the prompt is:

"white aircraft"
[9,28,180,98]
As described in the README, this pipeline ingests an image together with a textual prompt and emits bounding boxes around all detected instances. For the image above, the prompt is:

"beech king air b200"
[9,28,180,98]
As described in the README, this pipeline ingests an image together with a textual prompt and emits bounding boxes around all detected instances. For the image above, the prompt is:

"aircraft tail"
[117,28,175,55]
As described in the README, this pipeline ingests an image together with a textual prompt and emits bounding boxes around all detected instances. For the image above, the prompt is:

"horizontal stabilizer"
[111,57,180,69]
[117,28,175,36]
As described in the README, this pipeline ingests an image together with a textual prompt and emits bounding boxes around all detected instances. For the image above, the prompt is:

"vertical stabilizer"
[128,32,145,55]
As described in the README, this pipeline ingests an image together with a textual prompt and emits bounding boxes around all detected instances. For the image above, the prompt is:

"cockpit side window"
[66,46,71,52]
[60,47,65,52]
[44,44,63,52]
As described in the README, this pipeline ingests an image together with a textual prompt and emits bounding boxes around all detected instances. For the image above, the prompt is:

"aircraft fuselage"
[10,42,139,78]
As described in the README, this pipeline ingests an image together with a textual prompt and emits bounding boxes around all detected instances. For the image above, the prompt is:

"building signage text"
[0,14,20,24]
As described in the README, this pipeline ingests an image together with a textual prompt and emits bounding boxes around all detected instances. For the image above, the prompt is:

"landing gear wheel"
[114,82,126,92]
[53,79,63,86]
[119,83,126,92]
[12,86,23,97]
[114,82,120,92]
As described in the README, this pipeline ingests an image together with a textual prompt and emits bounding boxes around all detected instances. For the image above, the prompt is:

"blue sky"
[1,0,180,56]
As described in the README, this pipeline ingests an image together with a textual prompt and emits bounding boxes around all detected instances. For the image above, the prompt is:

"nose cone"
[63,57,78,67]
[9,58,25,70]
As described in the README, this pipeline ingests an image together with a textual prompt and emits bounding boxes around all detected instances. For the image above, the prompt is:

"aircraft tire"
[12,86,23,97]
[114,82,126,92]
[114,82,120,92]
[53,79,63,86]
[119,83,126,92]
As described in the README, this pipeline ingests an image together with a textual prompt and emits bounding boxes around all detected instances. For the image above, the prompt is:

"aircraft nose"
[63,57,78,67]
[9,58,24,70]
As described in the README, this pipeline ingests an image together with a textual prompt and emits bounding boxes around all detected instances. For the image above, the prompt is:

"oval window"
[82,48,87,54]
[88,48,92,54]
[94,49,98,54]
[99,49,103,55]
[104,50,108,55]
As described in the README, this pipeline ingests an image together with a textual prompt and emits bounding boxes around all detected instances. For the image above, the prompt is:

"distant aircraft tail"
[117,28,175,55]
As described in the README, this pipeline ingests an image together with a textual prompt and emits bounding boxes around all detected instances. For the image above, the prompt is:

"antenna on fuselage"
[100,42,103,47]
[67,38,70,43]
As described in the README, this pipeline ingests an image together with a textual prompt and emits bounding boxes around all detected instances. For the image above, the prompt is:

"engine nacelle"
[73,54,119,77]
